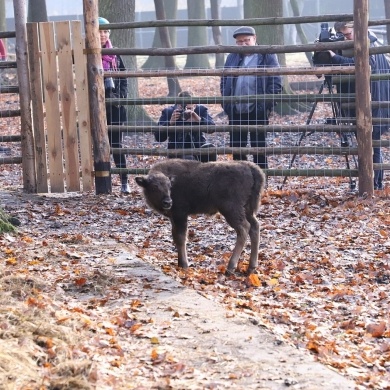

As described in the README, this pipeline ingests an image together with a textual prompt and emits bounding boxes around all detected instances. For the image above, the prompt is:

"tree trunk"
[184,0,210,69]
[385,0,390,45]
[0,0,6,59]
[243,0,297,114]
[154,0,181,96]
[242,0,308,115]
[83,0,111,193]
[244,0,283,46]
[14,0,36,192]
[290,0,312,65]
[0,0,6,31]
[210,0,224,68]
[142,0,178,70]
[99,0,154,124]
[27,0,48,22]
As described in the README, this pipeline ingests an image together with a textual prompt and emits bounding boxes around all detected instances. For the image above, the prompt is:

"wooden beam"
[83,0,112,194]
[354,0,373,196]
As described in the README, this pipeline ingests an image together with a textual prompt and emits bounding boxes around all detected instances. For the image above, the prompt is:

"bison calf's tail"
[249,164,266,213]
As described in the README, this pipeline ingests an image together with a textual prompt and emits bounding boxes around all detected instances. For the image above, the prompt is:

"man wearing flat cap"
[221,26,282,171]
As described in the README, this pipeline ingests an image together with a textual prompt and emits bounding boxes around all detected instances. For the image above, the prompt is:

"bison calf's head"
[135,172,173,212]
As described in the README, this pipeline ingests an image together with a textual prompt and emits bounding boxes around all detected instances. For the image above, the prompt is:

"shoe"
[374,185,383,191]
[121,183,130,194]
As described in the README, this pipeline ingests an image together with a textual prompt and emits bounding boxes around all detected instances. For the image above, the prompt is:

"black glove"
[105,89,120,107]
[105,89,119,99]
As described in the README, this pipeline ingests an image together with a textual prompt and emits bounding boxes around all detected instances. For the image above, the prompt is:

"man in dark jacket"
[220,26,282,170]
[330,21,390,190]
[156,91,216,161]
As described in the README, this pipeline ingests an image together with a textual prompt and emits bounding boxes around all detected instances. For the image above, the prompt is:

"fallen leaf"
[247,274,261,287]
[366,322,386,337]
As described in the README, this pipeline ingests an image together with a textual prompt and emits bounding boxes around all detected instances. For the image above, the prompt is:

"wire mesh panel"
[0,42,22,188]
[107,64,364,190]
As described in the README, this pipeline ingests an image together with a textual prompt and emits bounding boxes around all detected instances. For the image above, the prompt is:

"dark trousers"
[373,125,384,189]
[109,129,127,184]
[229,110,268,169]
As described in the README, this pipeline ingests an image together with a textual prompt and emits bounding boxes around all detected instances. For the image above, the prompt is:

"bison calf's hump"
[135,159,266,275]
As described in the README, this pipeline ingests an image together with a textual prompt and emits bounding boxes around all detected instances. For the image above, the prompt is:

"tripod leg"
[281,82,326,188]
[344,154,356,190]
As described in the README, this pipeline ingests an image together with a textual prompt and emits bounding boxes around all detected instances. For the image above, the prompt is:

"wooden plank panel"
[56,21,80,192]
[27,22,48,193]
[39,22,64,192]
[72,21,93,192]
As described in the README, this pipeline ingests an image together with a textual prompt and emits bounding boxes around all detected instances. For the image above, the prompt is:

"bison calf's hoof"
[246,267,258,276]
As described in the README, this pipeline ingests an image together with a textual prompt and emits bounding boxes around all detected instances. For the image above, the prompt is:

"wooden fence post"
[83,0,112,194]
[13,0,37,193]
[354,0,373,196]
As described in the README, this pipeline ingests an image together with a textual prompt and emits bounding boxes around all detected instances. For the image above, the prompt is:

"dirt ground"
[0,187,357,390]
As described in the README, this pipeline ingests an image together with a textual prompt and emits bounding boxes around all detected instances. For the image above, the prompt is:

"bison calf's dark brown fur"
[135,159,266,274]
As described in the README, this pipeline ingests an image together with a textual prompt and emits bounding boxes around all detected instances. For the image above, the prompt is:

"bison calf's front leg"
[171,217,189,269]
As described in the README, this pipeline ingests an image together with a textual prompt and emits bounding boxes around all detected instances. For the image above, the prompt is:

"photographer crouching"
[156,91,217,162]
[327,21,390,190]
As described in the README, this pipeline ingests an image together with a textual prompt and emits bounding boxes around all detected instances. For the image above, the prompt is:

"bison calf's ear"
[135,177,147,188]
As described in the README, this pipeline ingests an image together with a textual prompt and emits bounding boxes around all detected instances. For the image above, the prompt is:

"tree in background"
[184,0,210,69]
[210,0,224,68]
[99,0,153,124]
[244,0,283,46]
[27,0,48,22]
[0,0,5,31]
[289,0,312,65]
[154,0,181,96]
[385,0,390,45]
[243,0,306,114]
[142,0,178,70]
[0,0,6,60]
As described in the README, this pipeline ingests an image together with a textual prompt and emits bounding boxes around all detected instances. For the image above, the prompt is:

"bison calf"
[135,159,266,275]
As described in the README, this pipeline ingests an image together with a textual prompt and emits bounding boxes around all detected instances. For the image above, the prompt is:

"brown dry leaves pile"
[1,67,390,389]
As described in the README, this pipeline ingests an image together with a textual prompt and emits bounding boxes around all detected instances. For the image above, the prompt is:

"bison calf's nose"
[162,198,172,209]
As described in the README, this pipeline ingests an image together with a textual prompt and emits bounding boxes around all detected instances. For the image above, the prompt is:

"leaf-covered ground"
[0,176,389,389]
[1,60,390,388]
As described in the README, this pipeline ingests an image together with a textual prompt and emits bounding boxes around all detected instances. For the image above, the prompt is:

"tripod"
[282,75,358,190]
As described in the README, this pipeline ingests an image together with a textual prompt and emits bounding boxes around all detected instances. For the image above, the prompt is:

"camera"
[317,23,345,44]
[312,23,345,66]
[179,110,191,121]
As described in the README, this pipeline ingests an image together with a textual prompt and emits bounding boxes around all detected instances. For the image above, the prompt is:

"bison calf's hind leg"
[246,213,260,274]
[224,214,251,273]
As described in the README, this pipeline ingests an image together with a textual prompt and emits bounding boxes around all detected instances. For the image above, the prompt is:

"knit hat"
[233,26,256,38]
[98,17,110,25]
[98,17,110,33]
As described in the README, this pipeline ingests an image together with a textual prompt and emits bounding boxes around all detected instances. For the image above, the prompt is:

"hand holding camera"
[170,104,200,124]
[312,23,345,66]
[104,77,120,106]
